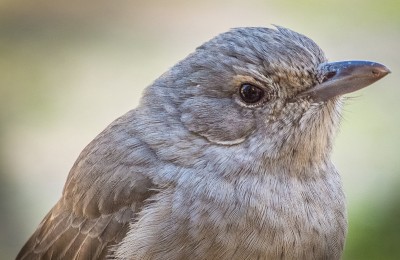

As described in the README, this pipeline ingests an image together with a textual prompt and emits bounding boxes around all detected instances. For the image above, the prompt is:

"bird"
[17,26,390,260]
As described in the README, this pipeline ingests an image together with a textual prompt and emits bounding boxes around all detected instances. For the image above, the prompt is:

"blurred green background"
[0,0,399,259]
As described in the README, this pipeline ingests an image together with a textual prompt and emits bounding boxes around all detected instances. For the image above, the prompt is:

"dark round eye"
[239,84,264,103]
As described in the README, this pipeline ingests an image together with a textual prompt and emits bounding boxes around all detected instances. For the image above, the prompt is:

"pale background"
[1,0,399,259]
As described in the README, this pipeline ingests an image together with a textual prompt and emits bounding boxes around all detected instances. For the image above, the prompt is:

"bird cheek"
[179,97,255,145]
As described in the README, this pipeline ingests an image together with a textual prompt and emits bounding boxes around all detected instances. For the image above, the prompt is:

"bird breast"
[116,165,347,260]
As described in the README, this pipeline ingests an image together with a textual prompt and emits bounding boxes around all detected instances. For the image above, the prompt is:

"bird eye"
[239,84,264,103]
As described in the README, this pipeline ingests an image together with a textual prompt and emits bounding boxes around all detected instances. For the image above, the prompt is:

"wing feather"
[17,115,160,259]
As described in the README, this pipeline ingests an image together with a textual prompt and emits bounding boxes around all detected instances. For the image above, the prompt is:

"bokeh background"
[1,0,399,259]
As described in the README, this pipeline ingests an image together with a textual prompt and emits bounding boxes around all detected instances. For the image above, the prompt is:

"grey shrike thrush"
[17,26,390,260]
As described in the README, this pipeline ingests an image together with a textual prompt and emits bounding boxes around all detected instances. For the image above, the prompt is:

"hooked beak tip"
[371,63,391,78]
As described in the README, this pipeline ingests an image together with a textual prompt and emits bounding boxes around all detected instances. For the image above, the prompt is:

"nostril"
[322,71,337,83]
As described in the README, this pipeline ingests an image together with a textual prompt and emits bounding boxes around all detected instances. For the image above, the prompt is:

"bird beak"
[298,60,390,102]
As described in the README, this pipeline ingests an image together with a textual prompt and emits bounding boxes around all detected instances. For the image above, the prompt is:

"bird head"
[137,26,389,174]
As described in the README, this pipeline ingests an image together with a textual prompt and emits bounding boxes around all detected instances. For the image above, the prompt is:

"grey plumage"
[17,26,389,260]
